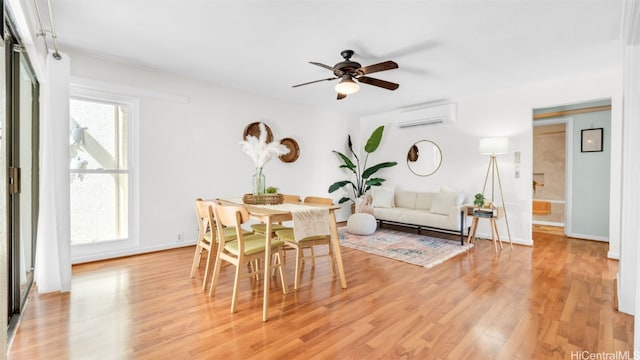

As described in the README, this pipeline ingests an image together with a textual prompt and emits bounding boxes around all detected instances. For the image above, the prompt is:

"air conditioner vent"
[396,103,456,128]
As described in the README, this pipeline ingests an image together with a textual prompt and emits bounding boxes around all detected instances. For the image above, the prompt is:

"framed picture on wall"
[581,128,603,152]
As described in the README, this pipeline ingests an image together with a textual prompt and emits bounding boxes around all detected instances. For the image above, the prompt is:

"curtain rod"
[34,0,61,60]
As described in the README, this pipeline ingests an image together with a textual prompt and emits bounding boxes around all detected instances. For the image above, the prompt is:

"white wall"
[360,66,622,250]
[620,0,640,331]
[67,50,357,260]
[570,111,611,240]
[628,34,640,357]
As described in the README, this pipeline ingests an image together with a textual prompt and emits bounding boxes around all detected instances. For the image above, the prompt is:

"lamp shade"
[479,137,508,155]
[334,76,359,95]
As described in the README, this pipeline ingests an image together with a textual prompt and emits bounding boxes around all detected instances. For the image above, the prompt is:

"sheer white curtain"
[34,52,71,293]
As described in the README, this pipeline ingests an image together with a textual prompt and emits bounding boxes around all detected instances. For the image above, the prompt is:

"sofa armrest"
[448,205,467,230]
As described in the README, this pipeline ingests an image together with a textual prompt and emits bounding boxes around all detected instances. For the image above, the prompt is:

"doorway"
[532,100,611,241]
[532,122,566,229]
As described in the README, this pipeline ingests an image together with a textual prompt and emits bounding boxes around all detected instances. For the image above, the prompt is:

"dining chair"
[209,202,288,313]
[190,198,251,290]
[276,196,335,290]
[250,194,301,236]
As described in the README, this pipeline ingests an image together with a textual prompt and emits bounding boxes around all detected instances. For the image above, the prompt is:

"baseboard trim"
[566,232,609,242]
[71,241,196,264]
[607,251,620,260]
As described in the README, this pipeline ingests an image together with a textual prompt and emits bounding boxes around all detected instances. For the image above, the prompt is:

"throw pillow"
[441,185,466,206]
[430,191,457,215]
[372,187,395,208]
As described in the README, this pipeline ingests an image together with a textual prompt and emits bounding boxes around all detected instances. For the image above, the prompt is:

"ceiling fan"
[292,49,399,100]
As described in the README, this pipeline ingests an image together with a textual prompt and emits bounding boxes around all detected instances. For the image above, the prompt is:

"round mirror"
[407,140,442,176]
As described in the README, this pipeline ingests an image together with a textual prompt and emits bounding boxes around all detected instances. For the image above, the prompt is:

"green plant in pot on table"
[474,193,487,208]
[328,125,397,205]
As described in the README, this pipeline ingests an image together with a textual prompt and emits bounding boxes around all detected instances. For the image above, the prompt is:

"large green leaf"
[364,126,385,153]
[365,177,386,187]
[347,135,359,162]
[362,161,398,179]
[338,197,352,204]
[332,151,356,172]
[328,180,355,193]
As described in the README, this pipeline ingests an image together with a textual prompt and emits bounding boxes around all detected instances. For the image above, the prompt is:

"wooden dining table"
[218,199,347,321]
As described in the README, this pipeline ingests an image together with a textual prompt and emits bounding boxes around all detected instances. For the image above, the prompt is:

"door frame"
[532,117,572,233]
[5,22,40,337]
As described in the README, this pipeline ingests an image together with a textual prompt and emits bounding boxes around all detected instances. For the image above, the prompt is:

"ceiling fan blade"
[357,76,399,90]
[337,93,347,100]
[309,62,335,72]
[359,60,398,75]
[292,77,337,88]
[352,40,440,59]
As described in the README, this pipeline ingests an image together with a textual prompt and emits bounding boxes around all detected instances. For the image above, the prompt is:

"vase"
[354,197,364,213]
[252,167,266,195]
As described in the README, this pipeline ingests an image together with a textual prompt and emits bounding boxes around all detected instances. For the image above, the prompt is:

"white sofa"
[369,188,468,245]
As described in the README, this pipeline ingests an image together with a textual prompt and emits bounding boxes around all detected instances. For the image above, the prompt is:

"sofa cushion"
[373,207,408,221]
[430,191,458,215]
[415,192,435,210]
[402,210,457,230]
[394,191,416,209]
[372,187,395,208]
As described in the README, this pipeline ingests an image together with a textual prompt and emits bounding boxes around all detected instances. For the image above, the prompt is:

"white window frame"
[69,85,140,264]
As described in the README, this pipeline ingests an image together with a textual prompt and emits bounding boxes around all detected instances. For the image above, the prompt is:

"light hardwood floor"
[532,224,565,236]
[9,231,632,359]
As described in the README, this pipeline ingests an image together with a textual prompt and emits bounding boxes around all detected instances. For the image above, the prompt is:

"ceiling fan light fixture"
[334,76,359,95]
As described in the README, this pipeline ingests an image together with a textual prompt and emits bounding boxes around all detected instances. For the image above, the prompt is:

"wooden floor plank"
[8,231,633,359]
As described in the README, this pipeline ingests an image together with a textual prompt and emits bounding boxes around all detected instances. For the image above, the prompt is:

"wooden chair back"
[192,198,219,285]
[303,196,333,205]
[213,203,250,254]
[214,203,250,227]
[195,198,216,241]
[282,194,302,203]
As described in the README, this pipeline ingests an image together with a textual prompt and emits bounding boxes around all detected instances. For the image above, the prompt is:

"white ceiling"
[44,0,623,116]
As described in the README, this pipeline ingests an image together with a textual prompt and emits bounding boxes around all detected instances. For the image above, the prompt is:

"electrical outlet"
[177,232,184,242]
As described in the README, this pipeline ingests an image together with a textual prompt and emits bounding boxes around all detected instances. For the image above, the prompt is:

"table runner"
[257,203,330,241]
[218,199,330,241]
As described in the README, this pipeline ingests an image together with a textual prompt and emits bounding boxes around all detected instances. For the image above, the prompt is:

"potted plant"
[328,125,397,205]
[474,193,485,208]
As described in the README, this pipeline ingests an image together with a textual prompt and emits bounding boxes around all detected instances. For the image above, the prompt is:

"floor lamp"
[479,137,512,247]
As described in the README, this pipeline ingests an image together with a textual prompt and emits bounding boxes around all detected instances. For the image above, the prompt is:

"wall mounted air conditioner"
[396,103,456,128]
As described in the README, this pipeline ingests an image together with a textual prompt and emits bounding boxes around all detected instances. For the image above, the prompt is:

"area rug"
[338,227,473,268]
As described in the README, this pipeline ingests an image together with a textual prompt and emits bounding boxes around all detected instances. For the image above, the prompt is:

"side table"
[464,205,509,252]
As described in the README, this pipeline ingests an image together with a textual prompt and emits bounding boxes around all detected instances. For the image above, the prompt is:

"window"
[69,90,137,254]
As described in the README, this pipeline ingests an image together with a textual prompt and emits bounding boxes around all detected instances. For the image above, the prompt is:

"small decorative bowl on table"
[242,193,284,205]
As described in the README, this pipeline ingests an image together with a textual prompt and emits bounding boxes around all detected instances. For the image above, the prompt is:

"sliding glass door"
[5,25,39,333]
